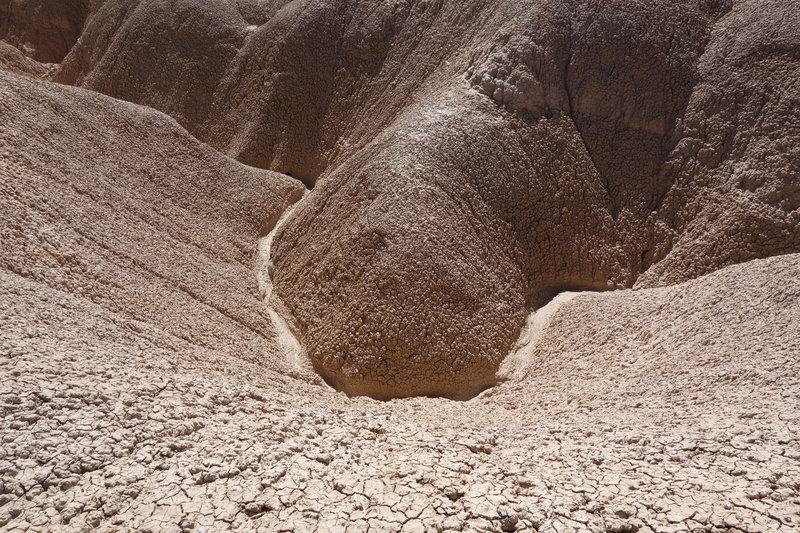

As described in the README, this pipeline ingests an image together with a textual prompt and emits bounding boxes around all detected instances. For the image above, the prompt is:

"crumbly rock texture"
[44,0,799,399]
[0,0,798,531]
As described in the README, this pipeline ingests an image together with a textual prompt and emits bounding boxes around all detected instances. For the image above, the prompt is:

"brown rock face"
[20,0,800,399]
[2,3,800,530]
[0,40,49,76]
[0,0,89,63]
[635,0,800,287]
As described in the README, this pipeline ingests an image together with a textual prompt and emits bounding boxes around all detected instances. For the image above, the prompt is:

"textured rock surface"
[0,40,50,77]
[0,68,306,382]
[1,0,799,530]
[276,0,800,398]
[3,198,800,532]
[0,0,89,63]
[634,0,800,288]
[50,0,800,398]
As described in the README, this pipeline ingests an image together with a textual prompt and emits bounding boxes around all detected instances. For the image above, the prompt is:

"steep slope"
[0,0,90,63]
[636,0,800,287]
[0,2,799,530]
[48,0,800,398]
[0,69,306,384]
[0,41,49,77]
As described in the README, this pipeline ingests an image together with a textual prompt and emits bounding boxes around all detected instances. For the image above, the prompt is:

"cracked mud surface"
[2,307,799,533]
[3,251,800,533]
[2,0,800,531]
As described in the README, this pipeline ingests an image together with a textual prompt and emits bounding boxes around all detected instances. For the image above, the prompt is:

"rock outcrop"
[0,40,49,77]
[42,0,800,399]
[0,68,305,381]
[0,0,89,63]
[1,0,799,530]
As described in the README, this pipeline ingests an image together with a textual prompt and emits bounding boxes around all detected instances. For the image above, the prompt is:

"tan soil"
[1,1,799,531]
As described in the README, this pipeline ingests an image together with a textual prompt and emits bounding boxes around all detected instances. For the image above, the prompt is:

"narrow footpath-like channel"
[255,191,310,373]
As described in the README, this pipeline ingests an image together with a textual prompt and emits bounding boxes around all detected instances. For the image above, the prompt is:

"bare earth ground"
[2,252,799,532]
[2,0,800,532]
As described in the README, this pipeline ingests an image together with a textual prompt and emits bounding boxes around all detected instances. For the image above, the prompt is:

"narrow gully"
[255,191,310,373]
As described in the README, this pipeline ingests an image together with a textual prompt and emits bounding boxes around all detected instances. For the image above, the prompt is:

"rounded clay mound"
[42,0,800,399]
[8,0,800,400]
[2,2,800,531]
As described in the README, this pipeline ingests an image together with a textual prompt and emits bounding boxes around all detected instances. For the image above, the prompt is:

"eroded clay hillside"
[1,0,799,532]
[45,0,799,399]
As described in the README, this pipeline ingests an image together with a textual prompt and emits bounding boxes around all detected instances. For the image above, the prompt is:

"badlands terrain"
[1,0,799,531]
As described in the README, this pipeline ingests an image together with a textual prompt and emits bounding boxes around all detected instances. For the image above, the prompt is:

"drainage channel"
[255,191,309,373]
[497,291,585,380]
